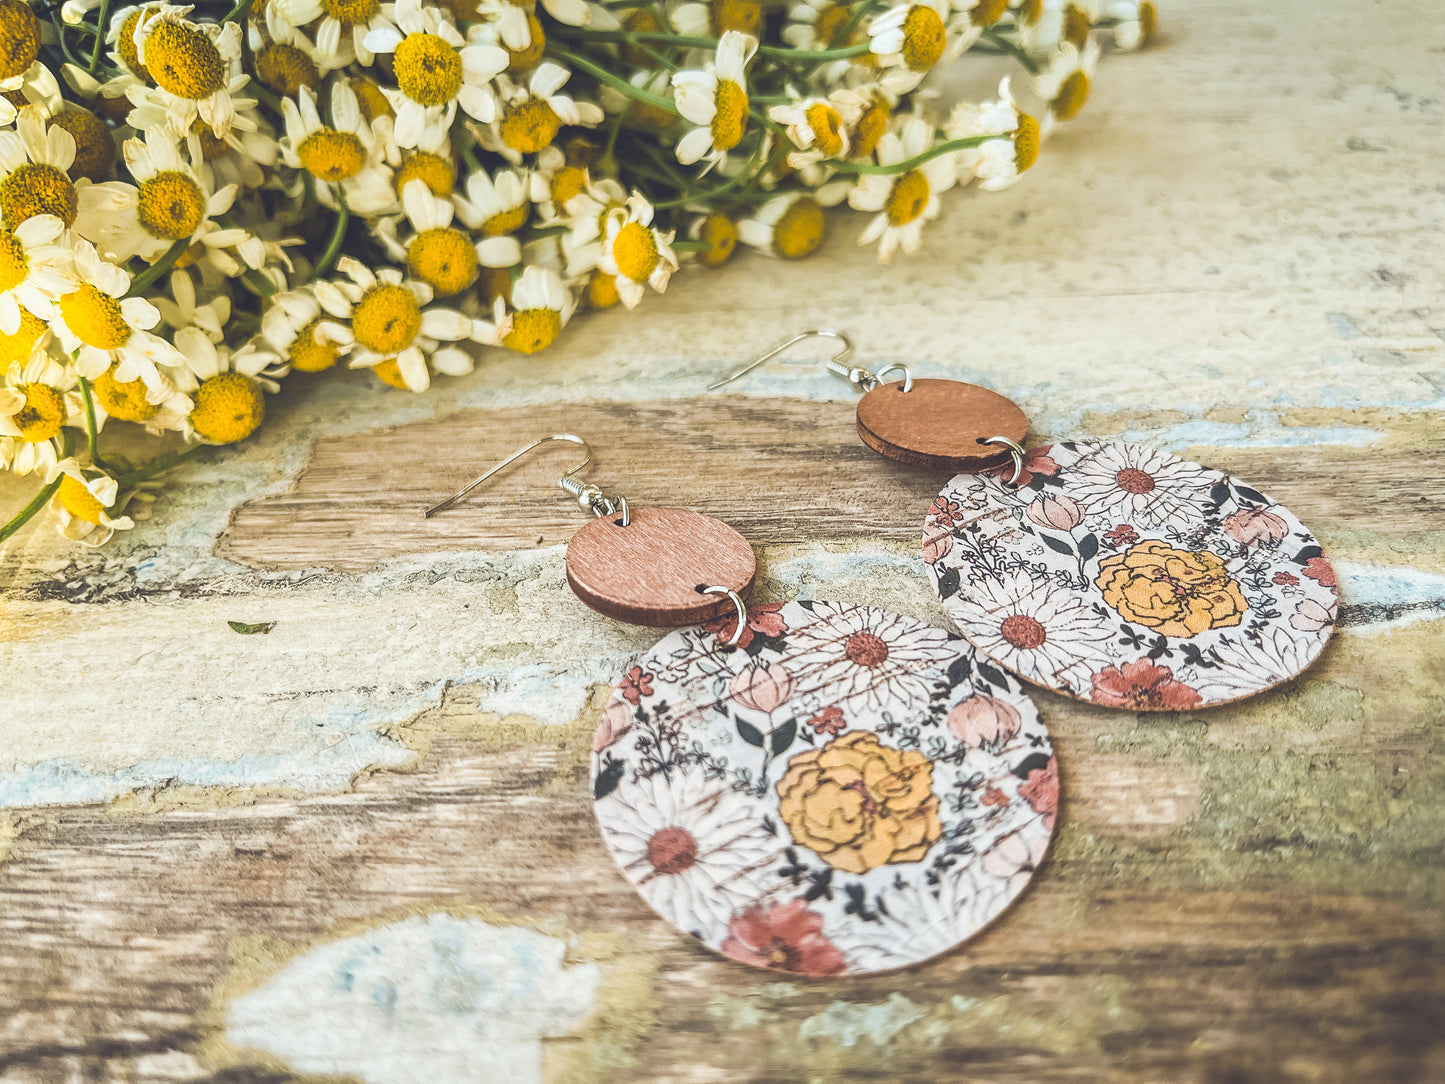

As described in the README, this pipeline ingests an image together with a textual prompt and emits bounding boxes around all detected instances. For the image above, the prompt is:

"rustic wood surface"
[3,0,1445,1080]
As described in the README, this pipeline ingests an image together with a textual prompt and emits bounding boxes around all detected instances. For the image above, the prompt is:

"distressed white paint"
[225,914,601,1084]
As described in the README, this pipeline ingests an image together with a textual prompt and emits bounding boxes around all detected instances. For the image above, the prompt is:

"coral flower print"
[926,440,1337,709]
[702,601,787,650]
[592,601,1053,976]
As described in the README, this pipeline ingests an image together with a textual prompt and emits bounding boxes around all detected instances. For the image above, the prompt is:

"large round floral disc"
[923,440,1338,709]
[591,601,1056,977]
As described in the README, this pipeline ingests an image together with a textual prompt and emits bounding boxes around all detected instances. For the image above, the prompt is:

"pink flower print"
[703,602,788,650]
[1018,756,1058,830]
[922,528,953,565]
[594,698,634,752]
[721,900,846,976]
[619,666,653,705]
[806,706,847,737]
[1223,508,1289,546]
[1026,494,1085,532]
[1273,571,1299,586]
[1290,598,1337,632]
[730,661,796,714]
[990,445,1059,487]
[946,695,1022,751]
[1104,524,1140,548]
[1302,556,1336,588]
[929,496,965,528]
[1090,659,1203,711]
[981,786,1010,809]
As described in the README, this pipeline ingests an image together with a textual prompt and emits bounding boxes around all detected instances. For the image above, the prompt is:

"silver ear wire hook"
[705,329,913,394]
[983,435,1025,486]
[423,432,630,524]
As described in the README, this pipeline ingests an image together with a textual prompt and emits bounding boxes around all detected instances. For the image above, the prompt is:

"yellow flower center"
[506,12,545,70]
[116,10,148,79]
[885,169,929,225]
[190,116,230,160]
[320,0,380,24]
[352,283,421,354]
[709,0,761,36]
[0,306,45,362]
[1051,69,1090,120]
[969,0,1008,25]
[50,110,116,182]
[14,383,64,442]
[900,5,946,72]
[1018,0,1043,26]
[255,42,319,98]
[500,98,561,154]
[393,151,454,197]
[407,227,477,296]
[1062,2,1091,49]
[710,79,748,152]
[144,21,227,100]
[393,33,463,107]
[58,284,130,350]
[285,317,339,372]
[803,101,844,156]
[0,164,79,230]
[695,211,737,267]
[772,196,824,259]
[370,357,409,388]
[136,170,206,240]
[190,371,264,443]
[851,99,889,159]
[93,363,159,422]
[352,77,394,123]
[1013,112,1039,172]
[480,199,527,236]
[503,308,561,354]
[0,0,40,81]
[297,129,367,181]
[0,227,26,291]
[550,165,588,208]
[57,474,106,523]
[586,270,619,309]
[1138,1,1157,41]
[611,221,660,282]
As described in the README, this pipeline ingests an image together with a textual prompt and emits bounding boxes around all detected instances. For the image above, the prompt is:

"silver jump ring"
[983,435,1026,486]
[873,363,913,393]
[700,585,748,647]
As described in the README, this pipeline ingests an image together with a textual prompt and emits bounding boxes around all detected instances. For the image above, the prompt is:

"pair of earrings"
[427,331,1337,978]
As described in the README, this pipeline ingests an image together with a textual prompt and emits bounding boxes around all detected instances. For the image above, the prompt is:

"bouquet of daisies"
[0,0,1155,545]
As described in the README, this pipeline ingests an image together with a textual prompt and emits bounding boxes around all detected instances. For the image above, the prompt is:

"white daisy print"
[672,31,757,171]
[1065,441,1213,533]
[847,114,958,262]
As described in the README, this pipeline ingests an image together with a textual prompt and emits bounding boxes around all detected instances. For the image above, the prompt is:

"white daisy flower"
[364,0,509,148]
[74,128,238,264]
[944,76,1039,190]
[0,106,79,231]
[260,286,351,374]
[376,179,517,298]
[486,62,604,163]
[130,5,249,139]
[452,166,529,266]
[781,0,859,52]
[384,122,456,197]
[847,114,958,262]
[316,256,490,393]
[1108,0,1156,50]
[553,174,627,277]
[498,264,575,355]
[768,91,858,172]
[670,0,764,38]
[279,83,394,215]
[595,765,783,936]
[176,326,281,444]
[268,0,397,67]
[1033,38,1100,124]
[152,270,231,342]
[1063,441,1213,532]
[247,23,349,107]
[46,458,134,546]
[671,31,757,171]
[736,186,848,260]
[867,0,978,94]
[0,351,81,477]
[0,0,56,112]
[0,213,75,334]
[595,194,678,309]
[475,0,592,47]
[52,240,186,396]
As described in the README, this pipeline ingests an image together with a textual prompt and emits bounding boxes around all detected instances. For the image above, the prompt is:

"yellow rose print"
[776,731,942,875]
[1095,540,1248,638]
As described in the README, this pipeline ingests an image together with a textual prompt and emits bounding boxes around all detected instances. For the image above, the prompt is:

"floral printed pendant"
[591,601,1056,977]
[924,440,1338,709]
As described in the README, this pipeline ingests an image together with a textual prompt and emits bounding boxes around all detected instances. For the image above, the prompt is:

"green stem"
[125,239,189,297]
[982,28,1040,75]
[654,138,769,209]
[116,443,209,488]
[77,376,110,471]
[835,0,883,46]
[301,197,349,284]
[222,0,253,24]
[548,47,680,115]
[0,430,74,545]
[88,0,110,73]
[828,132,1011,174]
[551,28,872,62]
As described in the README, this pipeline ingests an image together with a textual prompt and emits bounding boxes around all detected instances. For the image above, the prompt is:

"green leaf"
[771,718,797,756]
[737,719,766,747]
[228,620,276,635]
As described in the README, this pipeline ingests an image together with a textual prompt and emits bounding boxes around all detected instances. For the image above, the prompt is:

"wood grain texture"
[855,378,1029,473]
[564,507,756,626]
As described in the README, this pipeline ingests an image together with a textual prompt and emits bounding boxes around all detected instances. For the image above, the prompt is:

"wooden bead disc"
[855,378,1029,473]
[566,506,756,627]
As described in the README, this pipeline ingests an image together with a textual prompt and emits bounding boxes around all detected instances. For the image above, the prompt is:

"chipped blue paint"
[1328,313,1362,340]
[1333,560,1445,631]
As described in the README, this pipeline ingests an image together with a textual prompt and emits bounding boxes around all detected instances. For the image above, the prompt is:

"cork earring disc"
[565,506,756,626]
[591,600,1056,977]
[923,440,1339,710]
[855,378,1029,472]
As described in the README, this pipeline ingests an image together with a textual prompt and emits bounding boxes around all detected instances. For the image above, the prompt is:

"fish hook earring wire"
[706,329,914,394]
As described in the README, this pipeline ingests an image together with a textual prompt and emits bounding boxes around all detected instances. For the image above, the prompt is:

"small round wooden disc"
[855,378,1029,473]
[566,506,756,627]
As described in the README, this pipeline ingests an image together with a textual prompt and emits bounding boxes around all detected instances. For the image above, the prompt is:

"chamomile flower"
[0,213,75,334]
[782,0,860,50]
[488,62,604,163]
[671,31,756,171]
[0,306,49,366]
[0,0,56,110]
[737,186,847,260]
[131,5,249,138]
[316,257,484,392]
[475,0,592,48]
[671,0,764,38]
[499,264,574,354]
[153,270,231,341]
[47,458,134,546]
[364,0,508,148]
[1108,0,1156,50]
[595,194,678,309]
[0,351,81,476]
[246,24,328,101]
[259,285,350,373]
[466,10,547,73]
[267,0,396,66]
[176,327,280,443]
[52,238,186,395]
[688,210,738,267]
[452,165,528,263]
[1033,38,1099,123]
[75,128,238,263]
[951,0,1011,29]
[377,179,517,297]
[0,106,79,231]
[867,0,977,94]
[89,358,192,433]
[768,91,857,172]
[847,114,958,262]
[46,105,116,182]
[944,76,1037,190]
[279,83,393,214]
[555,173,627,277]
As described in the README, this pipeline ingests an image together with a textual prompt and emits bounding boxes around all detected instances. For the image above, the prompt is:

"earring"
[712,332,1339,711]
[429,434,1057,977]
